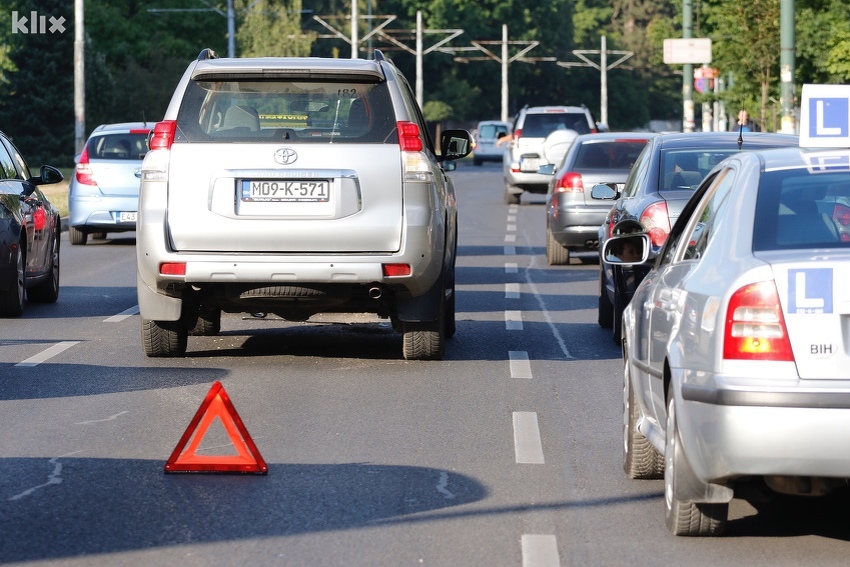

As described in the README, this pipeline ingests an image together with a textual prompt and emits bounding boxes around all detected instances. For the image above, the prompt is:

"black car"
[0,131,64,316]
[591,131,799,343]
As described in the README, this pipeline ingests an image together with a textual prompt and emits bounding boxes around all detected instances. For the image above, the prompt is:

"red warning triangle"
[165,381,268,474]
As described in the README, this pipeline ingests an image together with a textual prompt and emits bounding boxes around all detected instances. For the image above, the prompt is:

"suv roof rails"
[197,48,219,61]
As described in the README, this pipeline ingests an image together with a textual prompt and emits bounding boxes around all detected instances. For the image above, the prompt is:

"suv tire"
[142,318,188,357]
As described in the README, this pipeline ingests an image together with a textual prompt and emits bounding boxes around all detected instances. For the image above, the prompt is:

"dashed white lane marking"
[504,246,516,255]
[505,310,523,330]
[509,351,532,379]
[505,233,517,243]
[507,223,517,232]
[75,411,129,425]
[505,283,520,299]
[505,262,518,274]
[15,341,80,367]
[9,451,82,501]
[522,534,560,567]
[436,471,456,499]
[513,412,545,464]
[104,305,140,323]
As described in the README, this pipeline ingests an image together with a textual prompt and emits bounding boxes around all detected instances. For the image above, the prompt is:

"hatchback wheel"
[546,229,570,265]
[142,318,188,357]
[0,244,25,316]
[504,186,521,205]
[69,226,87,245]
[664,385,727,536]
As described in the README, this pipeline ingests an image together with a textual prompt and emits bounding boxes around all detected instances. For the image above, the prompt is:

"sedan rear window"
[176,79,396,144]
[753,170,850,250]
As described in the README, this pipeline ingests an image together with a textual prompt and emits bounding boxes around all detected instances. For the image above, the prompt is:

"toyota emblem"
[274,147,297,165]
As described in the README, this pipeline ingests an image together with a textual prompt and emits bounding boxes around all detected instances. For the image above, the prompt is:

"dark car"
[0,131,64,316]
[542,132,654,265]
[592,131,799,342]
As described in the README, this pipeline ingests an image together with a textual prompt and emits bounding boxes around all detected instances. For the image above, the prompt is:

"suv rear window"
[176,79,397,144]
[522,113,591,137]
[753,170,850,250]
[87,133,149,160]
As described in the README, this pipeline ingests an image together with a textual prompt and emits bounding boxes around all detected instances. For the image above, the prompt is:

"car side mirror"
[538,163,556,176]
[601,233,651,265]
[590,182,619,200]
[31,165,64,186]
[440,129,472,161]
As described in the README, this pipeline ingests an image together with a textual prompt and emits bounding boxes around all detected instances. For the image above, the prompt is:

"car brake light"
[129,128,151,135]
[723,280,794,361]
[555,172,584,193]
[383,263,411,277]
[149,120,177,151]
[75,146,97,185]
[397,121,423,152]
[160,262,186,276]
[513,128,522,140]
[639,202,671,247]
[833,204,850,241]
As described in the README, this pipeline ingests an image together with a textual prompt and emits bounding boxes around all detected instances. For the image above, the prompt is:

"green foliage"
[237,0,314,57]
[423,99,452,122]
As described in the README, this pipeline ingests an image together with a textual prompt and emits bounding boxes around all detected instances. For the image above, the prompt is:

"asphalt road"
[2,163,850,566]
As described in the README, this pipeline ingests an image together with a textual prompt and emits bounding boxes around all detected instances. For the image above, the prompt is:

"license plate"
[119,212,137,222]
[241,180,330,202]
[520,157,540,172]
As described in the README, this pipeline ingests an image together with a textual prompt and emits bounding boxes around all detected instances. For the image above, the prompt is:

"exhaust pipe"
[368,286,383,299]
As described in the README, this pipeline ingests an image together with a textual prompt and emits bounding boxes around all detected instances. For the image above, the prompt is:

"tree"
[238,0,314,57]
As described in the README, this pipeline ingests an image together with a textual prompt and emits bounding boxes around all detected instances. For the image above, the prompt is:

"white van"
[472,120,511,165]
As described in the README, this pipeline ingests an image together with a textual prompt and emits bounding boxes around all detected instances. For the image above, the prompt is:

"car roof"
[91,122,152,134]
[572,132,657,142]
[748,146,850,172]
[653,131,798,150]
[523,105,588,114]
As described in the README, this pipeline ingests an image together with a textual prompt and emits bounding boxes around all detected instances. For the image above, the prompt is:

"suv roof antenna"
[197,48,219,61]
[374,50,385,61]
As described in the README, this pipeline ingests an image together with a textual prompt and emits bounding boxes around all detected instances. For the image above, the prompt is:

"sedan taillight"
[639,201,671,247]
[555,172,583,193]
[723,280,794,361]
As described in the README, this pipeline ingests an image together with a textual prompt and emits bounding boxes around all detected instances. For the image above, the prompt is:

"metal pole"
[682,0,694,132]
[501,24,508,122]
[351,0,358,58]
[416,11,423,106]
[74,0,85,154]
[600,35,608,128]
[780,0,796,134]
[227,0,235,57]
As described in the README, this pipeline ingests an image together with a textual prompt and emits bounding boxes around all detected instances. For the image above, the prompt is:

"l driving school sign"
[800,84,850,148]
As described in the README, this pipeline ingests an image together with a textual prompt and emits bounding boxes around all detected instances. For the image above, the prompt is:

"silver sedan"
[603,145,850,536]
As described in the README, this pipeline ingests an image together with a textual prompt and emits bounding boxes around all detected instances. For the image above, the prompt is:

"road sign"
[663,38,712,64]
[165,381,268,474]
[799,84,850,148]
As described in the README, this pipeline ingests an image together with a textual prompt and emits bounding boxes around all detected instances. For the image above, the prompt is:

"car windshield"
[522,113,590,136]
[753,169,850,251]
[660,149,735,191]
[87,133,149,160]
[574,140,647,169]
[478,124,507,139]
[176,79,396,144]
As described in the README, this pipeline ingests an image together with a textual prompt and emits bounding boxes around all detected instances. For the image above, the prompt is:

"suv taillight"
[723,281,794,361]
[555,172,583,193]
[149,120,177,150]
[75,146,96,185]
[639,202,671,247]
[397,121,423,151]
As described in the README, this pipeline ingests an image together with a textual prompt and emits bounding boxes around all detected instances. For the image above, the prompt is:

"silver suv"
[136,49,471,360]
[503,105,597,204]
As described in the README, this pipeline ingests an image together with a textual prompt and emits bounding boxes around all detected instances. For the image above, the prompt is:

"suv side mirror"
[440,129,472,161]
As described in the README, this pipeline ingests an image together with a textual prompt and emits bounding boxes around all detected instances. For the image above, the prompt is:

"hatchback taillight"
[75,146,96,185]
[149,120,177,151]
[639,202,671,247]
[723,280,794,361]
[397,121,423,152]
[833,204,850,241]
[555,172,584,193]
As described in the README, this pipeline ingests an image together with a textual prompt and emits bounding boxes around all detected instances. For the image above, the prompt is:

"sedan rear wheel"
[546,229,570,265]
[0,244,25,316]
[27,229,60,303]
[141,318,188,357]
[623,347,663,479]
[664,384,727,536]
